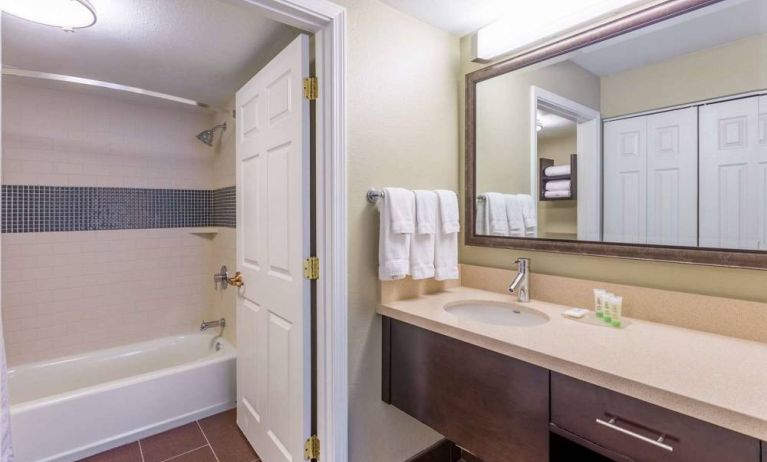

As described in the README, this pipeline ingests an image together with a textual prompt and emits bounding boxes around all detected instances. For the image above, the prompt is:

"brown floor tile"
[78,442,142,462]
[167,446,217,462]
[199,409,259,462]
[140,423,207,462]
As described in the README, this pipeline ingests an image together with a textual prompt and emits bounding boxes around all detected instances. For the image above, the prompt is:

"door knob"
[227,271,245,287]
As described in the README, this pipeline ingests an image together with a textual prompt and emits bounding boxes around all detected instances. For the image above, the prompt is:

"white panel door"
[603,117,647,244]
[646,107,698,246]
[700,96,760,250]
[235,34,311,462]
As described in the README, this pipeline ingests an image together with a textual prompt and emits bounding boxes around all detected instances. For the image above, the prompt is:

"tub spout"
[200,318,226,332]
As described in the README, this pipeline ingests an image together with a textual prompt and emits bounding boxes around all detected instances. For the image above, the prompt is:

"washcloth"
[544,190,571,199]
[484,192,508,236]
[504,194,525,237]
[517,194,537,237]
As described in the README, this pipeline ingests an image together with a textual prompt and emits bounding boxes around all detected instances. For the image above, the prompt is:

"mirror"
[468,0,767,265]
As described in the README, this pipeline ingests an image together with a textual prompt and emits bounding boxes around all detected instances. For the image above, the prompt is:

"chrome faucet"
[508,258,530,302]
[200,318,226,332]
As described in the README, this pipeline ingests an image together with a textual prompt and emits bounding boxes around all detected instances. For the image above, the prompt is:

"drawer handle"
[596,417,674,452]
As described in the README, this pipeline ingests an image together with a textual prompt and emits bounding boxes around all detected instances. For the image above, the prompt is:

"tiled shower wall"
[1,79,236,365]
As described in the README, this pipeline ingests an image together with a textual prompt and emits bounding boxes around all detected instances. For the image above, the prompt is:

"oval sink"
[444,300,549,327]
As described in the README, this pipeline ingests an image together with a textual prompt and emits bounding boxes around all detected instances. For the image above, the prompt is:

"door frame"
[530,86,601,240]
[236,1,348,461]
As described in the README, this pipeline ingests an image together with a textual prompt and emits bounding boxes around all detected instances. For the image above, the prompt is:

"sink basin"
[444,301,549,327]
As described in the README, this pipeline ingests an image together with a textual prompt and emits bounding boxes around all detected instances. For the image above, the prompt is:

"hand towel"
[410,190,437,280]
[435,190,460,234]
[517,194,537,237]
[545,180,571,191]
[544,190,571,199]
[504,194,525,237]
[544,165,571,177]
[434,190,459,281]
[378,188,414,280]
[484,192,508,236]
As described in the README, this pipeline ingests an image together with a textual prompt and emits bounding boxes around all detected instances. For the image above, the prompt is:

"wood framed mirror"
[465,0,767,269]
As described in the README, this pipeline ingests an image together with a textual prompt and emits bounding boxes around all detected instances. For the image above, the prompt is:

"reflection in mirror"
[472,0,767,251]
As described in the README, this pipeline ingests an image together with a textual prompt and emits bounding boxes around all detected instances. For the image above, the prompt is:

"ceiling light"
[2,0,97,30]
[474,0,647,61]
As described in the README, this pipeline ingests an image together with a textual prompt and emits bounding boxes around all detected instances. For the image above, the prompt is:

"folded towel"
[384,187,415,234]
[378,188,414,280]
[435,190,460,234]
[410,190,437,280]
[544,190,571,199]
[545,180,571,191]
[435,190,459,281]
[504,194,525,237]
[484,192,508,235]
[517,194,537,237]
[544,165,571,177]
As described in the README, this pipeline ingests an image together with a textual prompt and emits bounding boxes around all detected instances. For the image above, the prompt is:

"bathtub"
[8,333,236,462]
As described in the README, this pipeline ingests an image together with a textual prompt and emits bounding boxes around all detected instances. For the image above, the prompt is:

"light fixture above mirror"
[1,0,97,30]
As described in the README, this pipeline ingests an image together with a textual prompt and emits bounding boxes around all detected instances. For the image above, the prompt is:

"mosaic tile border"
[1,185,236,233]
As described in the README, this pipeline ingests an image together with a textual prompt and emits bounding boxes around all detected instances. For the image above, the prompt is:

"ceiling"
[2,0,300,108]
[380,0,511,35]
[569,0,766,76]
[537,109,576,141]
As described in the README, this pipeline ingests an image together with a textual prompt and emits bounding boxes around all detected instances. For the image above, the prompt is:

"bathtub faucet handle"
[227,272,244,288]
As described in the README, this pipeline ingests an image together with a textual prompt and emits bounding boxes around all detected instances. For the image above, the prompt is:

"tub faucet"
[508,258,530,303]
[200,318,226,332]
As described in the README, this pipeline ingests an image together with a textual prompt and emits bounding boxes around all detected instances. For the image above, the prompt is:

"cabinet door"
[646,107,698,246]
[699,96,765,250]
[551,373,760,462]
[604,117,647,244]
[383,318,549,462]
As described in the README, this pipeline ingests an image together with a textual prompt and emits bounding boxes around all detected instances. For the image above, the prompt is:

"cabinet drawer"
[551,373,760,462]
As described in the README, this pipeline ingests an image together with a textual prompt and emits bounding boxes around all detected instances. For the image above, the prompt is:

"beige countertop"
[378,285,767,441]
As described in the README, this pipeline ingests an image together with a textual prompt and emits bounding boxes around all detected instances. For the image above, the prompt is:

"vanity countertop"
[378,285,767,441]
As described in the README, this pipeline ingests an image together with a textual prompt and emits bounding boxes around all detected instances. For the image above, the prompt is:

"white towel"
[504,194,525,237]
[544,165,571,177]
[474,196,492,236]
[435,190,460,234]
[484,192,508,236]
[410,190,437,280]
[544,190,571,199]
[517,194,537,237]
[434,190,459,281]
[545,180,571,191]
[378,188,414,280]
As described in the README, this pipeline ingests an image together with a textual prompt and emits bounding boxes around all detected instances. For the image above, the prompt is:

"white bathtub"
[8,333,236,462]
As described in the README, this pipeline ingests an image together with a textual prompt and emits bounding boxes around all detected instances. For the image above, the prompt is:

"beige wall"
[476,60,600,195]
[335,0,460,459]
[601,32,767,117]
[537,132,577,237]
[459,39,767,309]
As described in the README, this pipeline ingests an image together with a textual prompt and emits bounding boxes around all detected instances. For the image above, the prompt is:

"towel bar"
[367,189,483,204]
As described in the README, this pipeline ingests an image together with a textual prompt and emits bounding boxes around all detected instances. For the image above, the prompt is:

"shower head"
[196,122,227,146]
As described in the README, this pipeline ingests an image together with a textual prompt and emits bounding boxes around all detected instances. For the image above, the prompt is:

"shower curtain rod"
[2,67,224,112]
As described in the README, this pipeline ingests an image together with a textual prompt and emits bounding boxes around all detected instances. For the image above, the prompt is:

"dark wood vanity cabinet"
[382,317,550,462]
[550,373,761,462]
[383,317,764,462]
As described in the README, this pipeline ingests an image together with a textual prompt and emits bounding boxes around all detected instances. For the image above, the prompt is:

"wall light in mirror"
[1,0,97,30]
[473,0,651,61]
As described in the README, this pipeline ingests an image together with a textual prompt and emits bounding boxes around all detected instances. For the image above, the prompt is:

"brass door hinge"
[304,434,320,460]
[303,257,320,280]
[303,77,318,100]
